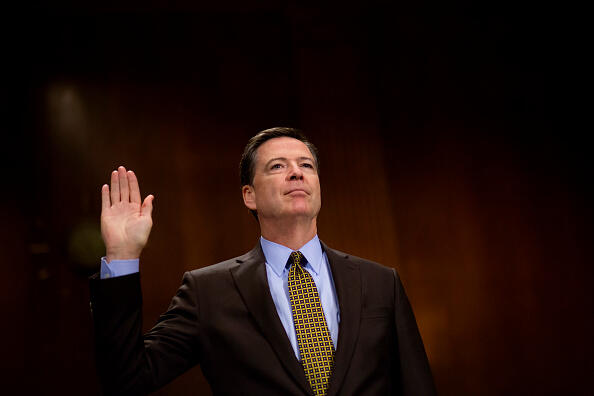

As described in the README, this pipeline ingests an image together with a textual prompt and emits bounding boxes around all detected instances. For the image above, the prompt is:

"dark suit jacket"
[90,242,436,395]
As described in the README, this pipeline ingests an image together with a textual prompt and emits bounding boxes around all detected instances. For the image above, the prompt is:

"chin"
[294,209,320,220]
[291,202,311,212]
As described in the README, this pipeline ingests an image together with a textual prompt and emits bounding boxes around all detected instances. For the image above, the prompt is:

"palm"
[102,202,151,253]
[101,166,154,261]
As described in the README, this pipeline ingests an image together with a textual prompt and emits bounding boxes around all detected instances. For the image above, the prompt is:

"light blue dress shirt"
[99,234,340,359]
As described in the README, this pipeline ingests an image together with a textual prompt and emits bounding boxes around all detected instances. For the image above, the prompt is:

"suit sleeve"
[392,268,437,396]
[89,271,201,396]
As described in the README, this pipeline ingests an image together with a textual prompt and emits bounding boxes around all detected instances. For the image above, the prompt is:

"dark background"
[2,2,591,395]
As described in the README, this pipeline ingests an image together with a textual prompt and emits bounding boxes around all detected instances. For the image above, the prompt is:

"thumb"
[142,194,154,218]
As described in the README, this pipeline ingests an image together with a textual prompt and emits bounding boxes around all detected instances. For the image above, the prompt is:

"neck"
[259,217,318,250]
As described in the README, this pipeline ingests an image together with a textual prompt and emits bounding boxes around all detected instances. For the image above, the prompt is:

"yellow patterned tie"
[287,251,335,396]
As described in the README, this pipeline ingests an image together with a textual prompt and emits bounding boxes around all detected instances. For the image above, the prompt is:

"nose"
[287,163,304,181]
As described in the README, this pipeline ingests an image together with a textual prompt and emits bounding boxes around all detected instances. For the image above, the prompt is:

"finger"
[127,170,141,204]
[118,166,130,202]
[141,194,154,218]
[110,170,120,204]
[101,184,110,212]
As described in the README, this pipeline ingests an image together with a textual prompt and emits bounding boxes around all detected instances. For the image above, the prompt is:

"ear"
[242,185,257,210]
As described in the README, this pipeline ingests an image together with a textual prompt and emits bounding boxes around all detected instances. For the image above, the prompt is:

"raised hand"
[101,166,154,262]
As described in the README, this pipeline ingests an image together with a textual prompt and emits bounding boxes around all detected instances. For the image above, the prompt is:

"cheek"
[313,183,322,200]
[255,185,275,203]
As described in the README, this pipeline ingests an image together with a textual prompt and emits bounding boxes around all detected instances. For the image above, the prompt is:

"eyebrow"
[264,156,314,168]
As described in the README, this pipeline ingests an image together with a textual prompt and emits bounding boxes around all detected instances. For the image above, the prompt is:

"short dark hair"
[239,127,320,218]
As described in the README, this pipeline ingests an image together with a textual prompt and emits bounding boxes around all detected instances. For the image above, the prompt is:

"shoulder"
[185,245,261,280]
[186,256,240,280]
[323,244,399,304]
[178,245,265,300]
[323,244,399,295]
[324,244,396,276]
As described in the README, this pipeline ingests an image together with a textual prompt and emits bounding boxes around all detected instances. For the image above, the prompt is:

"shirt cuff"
[100,257,139,279]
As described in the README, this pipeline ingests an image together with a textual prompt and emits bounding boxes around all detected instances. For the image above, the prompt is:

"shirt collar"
[260,235,323,277]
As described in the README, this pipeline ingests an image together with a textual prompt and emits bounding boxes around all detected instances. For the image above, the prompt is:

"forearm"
[90,271,201,395]
[90,273,153,395]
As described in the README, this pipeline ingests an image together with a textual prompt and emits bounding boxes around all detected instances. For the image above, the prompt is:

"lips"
[285,188,309,195]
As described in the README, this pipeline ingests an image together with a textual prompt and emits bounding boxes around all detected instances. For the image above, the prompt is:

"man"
[90,127,436,395]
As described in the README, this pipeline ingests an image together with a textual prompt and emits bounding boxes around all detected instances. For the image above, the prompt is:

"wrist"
[105,250,141,263]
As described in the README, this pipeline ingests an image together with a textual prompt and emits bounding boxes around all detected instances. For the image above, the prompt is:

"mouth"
[285,189,309,195]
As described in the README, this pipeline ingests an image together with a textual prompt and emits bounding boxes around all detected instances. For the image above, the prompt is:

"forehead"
[255,137,313,163]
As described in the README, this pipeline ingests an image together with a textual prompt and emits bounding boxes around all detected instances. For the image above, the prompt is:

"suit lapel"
[230,243,312,395]
[322,243,362,396]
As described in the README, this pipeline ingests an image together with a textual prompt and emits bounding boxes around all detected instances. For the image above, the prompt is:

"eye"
[271,163,283,169]
[301,163,314,169]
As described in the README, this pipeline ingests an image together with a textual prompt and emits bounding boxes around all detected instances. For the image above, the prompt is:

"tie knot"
[289,251,304,268]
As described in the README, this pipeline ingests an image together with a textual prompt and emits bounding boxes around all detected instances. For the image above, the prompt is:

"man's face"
[243,137,321,221]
